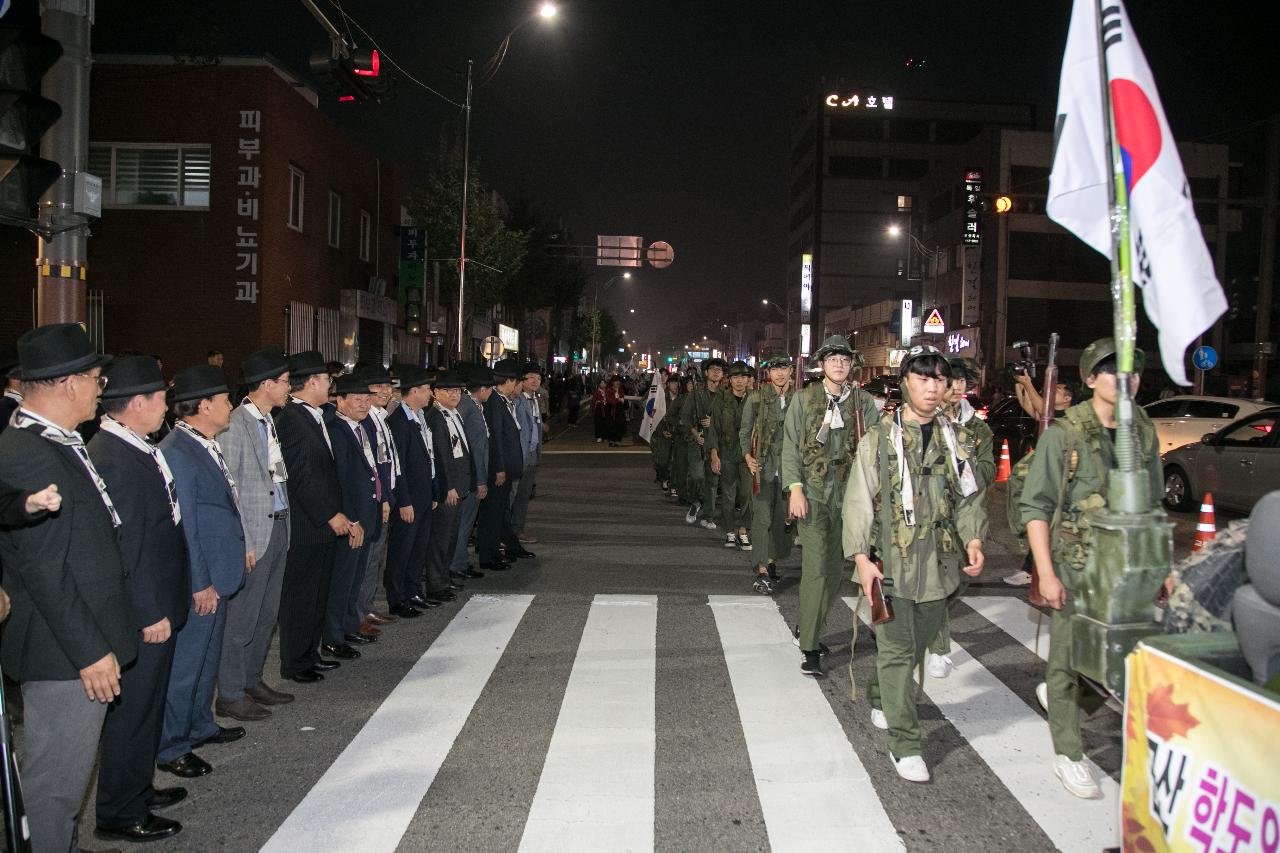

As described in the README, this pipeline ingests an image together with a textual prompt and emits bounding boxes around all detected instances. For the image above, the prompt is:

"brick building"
[0,55,416,377]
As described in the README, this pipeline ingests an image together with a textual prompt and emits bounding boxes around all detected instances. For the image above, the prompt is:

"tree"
[566,308,622,369]
[405,140,528,352]
[504,199,587,314]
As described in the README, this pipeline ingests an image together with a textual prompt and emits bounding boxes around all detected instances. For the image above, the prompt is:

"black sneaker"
[790,625,830,655]
[800,651,824,677]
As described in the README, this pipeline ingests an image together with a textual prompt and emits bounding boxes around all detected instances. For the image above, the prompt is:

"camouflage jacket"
[779,381,879,506]
[739,384,792,481]
[679,384,720,446]
[707,389,750,461]
[842,412,988,604]
[946,398,996,491]
[1018,400,1162,587]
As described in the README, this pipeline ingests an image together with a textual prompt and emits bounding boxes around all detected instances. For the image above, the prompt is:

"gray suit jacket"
[220,404,291,555]
[458,392,489,488]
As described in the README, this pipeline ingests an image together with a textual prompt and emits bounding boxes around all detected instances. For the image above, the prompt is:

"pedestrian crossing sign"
[923,308,946,334]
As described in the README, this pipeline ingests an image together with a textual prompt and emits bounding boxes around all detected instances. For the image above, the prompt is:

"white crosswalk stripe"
[963,595,1050,660]
[709,596,904,853]
[842,596,1120,853]
[261,594,534,853]
[519,595,658,853]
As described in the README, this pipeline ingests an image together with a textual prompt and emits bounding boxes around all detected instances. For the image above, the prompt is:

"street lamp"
[887,225,944,317]
[762,297,791,359]
[456,5,558,361]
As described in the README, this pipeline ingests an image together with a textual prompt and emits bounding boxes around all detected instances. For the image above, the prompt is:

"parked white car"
[1162,407,1280,513]
[1144,396,1276,453]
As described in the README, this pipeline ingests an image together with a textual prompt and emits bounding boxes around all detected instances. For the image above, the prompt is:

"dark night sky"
[89,1,1278,353]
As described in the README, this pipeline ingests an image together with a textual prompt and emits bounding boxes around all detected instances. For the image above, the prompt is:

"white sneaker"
[738,532,752,551]
[1003,570,1033,587]
[700,519,718,530]
[926,653,953,679]
[685,504,699,524]
[1053,754,1101,799]
[1035,681,1049,712]
[870,708,889,730]
[891,753,930,783]
[724,533,738,548]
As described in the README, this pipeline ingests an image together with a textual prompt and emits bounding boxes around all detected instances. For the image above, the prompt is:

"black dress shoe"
[96,813,182,842]
[344,632,377,645]
[407,595,441,609]
[390,603,423,618]
[479,561,511,572]
[157,753,211,778]
[321,642,361,660]
[427,590,457,602]
[464,567,485,579]
[148,786,187,810]
[511,547,536,559]
[448,580,466,591]
[286,670,324,683]
[313,658,341,670]
[196,725,245,746]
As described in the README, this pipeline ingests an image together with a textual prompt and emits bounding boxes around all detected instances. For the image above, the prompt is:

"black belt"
[268,510,289,520]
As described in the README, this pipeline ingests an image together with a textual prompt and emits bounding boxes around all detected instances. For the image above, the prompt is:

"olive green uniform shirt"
[739,384,791,482]
[779,382,879,506]
[706,388,749,460]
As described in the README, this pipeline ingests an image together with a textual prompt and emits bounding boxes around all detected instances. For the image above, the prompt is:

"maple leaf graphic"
[1147,683,1199,741]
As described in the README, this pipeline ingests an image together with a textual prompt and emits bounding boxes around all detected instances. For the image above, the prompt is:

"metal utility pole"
[455,60,473,364]
[35,0,92,327]
[1254,115,1279,399]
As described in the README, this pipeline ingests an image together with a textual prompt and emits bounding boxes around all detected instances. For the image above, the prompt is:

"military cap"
[1079,337,1145,378]
[726,360,752,377]
[813,334,864,368]
[101,355,167,400]
[241,348,289,385]
[947,356,981,382]
[170,364,228,403]
[287,351,328,377]
[898,343,950,378]
[762,351,793,368]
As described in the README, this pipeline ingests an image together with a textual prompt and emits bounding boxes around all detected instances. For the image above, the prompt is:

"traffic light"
[404,286,422,336]
[991,195,1039,214]
[308,46,394,104]
[0,25,64,221]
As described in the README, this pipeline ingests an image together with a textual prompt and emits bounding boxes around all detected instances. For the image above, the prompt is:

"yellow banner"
[1123,643,1280,852]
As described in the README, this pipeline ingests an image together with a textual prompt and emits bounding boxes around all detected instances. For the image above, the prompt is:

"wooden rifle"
[1028,332,1060,608]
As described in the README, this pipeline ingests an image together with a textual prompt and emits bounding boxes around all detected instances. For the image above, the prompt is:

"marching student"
[740,352,794,593]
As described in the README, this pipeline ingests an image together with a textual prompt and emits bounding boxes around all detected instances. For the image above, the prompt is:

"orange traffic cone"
[995,439,1012,483]
[1191,493,1217,552]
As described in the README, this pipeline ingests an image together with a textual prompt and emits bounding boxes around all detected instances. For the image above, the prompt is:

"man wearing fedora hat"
[351,363,404,635]
[510,362,544,546]
[426,369,478,594]
[385,367,440,618]
[478,359,528,571]
[88,355,190,843]
[157,364,247,779]
[214,349,294,723]
[450,364,494,580]
[274,352,353,684]
[322,373,384,660]
[0,323,136,852]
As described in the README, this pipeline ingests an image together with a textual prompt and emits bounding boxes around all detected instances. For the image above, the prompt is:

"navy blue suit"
[385,403,439,606]
[157,425,245,764]
[324,412,382,643]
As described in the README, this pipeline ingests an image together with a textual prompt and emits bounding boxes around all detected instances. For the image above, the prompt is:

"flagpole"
[1094,0,1147,513]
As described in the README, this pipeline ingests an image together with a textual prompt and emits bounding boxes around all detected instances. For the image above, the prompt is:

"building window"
[359,209,371,262]
[328,190,341,248]
[87,143,211,209]
[288,166,305,232]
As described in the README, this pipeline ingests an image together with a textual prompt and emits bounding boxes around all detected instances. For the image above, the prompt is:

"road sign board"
[1192,345,1218,370]
[923,308,946,334]
[646,240,674,269]
[481,335,504,361]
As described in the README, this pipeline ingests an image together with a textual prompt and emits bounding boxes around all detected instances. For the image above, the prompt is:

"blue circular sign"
[1192,346,1218,371]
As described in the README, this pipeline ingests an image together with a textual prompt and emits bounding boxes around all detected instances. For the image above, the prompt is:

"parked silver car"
[1161,407,1280,513]
[1145,395,1276,453]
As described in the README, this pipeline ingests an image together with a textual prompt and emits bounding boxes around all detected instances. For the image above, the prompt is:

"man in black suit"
[384,367,440,619]
[274,352,352,684]
[425,370,475,598]
[477,359,525,571]
[88,356,191,843]
[323,374,384,660]
[0,323,137,853]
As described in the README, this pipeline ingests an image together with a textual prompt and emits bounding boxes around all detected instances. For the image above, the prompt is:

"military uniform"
[930,357,997,660]
[708,361,753,544]
[680,360,725,525]
[843,345,987,767]
[1018,342,1161,765]
[648,379,678,489]
[664,385,689,499]
[780,336,879,663]
[739,354,794,589]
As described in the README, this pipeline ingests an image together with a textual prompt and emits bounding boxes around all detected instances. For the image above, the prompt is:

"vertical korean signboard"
[961,244,981,326]
[963,169,983,246]
[235,109,262,304]
[799,252,813,356]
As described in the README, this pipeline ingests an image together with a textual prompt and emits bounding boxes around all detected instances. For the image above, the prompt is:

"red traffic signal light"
[309,47,394,104]
[351,49,380,77]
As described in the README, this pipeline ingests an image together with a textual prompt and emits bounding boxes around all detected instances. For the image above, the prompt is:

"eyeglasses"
[64,372,108,390]
[824,356,853,367]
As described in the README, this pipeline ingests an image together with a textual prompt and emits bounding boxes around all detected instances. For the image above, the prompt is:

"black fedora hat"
[287,350,328,378]
[242,348,289,385]
[170,365,229,403]
[432,369,467,390]
[398,367,433,391]
[465,363,496,388]
[491,358,520,380]
[334,373,374,396]
[352,362,392,384]
[101,355,167,400]
[17,323,111,381]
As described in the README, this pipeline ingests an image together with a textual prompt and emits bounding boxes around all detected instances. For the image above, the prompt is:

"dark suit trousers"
[385,506,431,608]
[427,500,460,595]
[97,635,177,824]
[159,604,226,764]
[477,480,514,562]
[327,538,372,644]
[278,534,335,677]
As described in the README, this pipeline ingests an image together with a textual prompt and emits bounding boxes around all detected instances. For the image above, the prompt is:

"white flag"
[637,374,666,444]
[1046,0,1226,386]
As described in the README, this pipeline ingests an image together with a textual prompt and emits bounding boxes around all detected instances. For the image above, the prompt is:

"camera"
[1008,341,1037,379]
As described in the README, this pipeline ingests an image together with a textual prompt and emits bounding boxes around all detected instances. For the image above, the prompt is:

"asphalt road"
[27,414,1228,852]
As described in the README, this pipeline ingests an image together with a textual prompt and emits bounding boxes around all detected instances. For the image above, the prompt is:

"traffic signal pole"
[36,0,92,327]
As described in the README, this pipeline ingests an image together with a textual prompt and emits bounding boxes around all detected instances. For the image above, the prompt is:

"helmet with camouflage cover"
[703,357,727,373]
[812,334,864,368]
[1079,337,1145,379]
[947,356,980,383]
[897,343,950,380]
[726,360,752,377]
[762,351,793,368]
